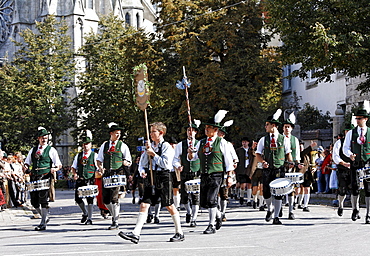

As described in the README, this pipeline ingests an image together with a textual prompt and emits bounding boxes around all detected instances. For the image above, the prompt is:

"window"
[282,65,292,93]
[136,13,140,28]
[125,13,131,26]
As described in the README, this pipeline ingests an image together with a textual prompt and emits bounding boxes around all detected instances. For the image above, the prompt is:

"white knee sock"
[273,199,282,218]
[87,204,93,220]
[288,196,294,213]
[246,189,252,202]
[220,200,227,214]
[171,213,183,235]
[240,189,245,199]
[173,195,179,208]
[154,203,161,218]
[303,194,310,207]
[78,202,87,216]
[41,207,48,226]
[259,195,264,206]
[133,212,147,236]
[338,195,345,208]
[265,197,273,212]
[298,194,303,206]
[209,207,217,226]
[185,201,192,215]
[351,195,359,210]
[191,205,199,221]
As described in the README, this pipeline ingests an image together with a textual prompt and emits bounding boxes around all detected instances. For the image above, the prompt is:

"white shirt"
[97,140,132,166]
[284,134,301,162]
[188,135,235,172]
[25,144,62,167]
[71,150,98,170]
[173,139,191,169]
[333,139,345,165]
[343,126,368,158]
[256,132,292,155]
[139,138,175,175]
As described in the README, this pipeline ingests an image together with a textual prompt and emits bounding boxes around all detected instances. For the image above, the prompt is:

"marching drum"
[26,179,50,192]
[357,167,370,189]
[103,175,127,188]
[77,185,99,198]
[185,179,201,194]
[270,178,293,196]
[222,173,237,187]
[285,172,304,184]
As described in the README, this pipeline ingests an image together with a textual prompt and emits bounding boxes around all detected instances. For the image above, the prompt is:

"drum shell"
[185,179,201,194]
[26,179,50,192]
[103,175,127,188]
[77,185,99,198]
[270,178,293,196]
[285,173,304,184]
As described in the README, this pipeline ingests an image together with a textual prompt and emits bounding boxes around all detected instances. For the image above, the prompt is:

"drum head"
[270,178,291,188]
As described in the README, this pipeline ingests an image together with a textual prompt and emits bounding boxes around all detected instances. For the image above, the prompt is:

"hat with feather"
[37,126,50,137]
[282,111,296,128]
[108,122,124,132]
[219,120,234,134]
[354,100,370,118]
[203,110,228,128]
[265,109,282,125]
[80,130,93,144]
[184,119,201,131]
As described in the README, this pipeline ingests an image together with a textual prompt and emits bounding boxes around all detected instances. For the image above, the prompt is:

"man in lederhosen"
[173,122,201,227]
[97,123,132,230]
[71,130,97,225]
[343,107,370,223]
[188,110,234,234]
[24,127,62,231]
[119,122,184,243]
[256,110,293,225]
[333,123,354,217]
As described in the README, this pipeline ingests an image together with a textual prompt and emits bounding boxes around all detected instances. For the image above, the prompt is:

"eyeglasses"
[355,117,364,120]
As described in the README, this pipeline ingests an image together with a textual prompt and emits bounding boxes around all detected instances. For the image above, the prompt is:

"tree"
[0,15,75,151]
[152,0,283,143]
[263,0,370,92]
[73,15,160,150]
[296,103,331,130]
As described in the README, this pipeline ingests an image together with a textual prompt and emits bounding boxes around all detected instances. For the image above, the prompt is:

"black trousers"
[337,165,351,196]
[142,170,173,207]
[200,172,223,209]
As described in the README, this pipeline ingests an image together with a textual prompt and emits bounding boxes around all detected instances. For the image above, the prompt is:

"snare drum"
[270,178,293,196]
[77,185,99,198]
[285,173,304,184]
[357,167,370,189]
[26,179,50,192]
[222,173,236,187]
[103,175,127,188]
[185,179,201,194]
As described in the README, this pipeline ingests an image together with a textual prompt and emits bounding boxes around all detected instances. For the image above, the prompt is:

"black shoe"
[253,201,257,209]
[221,214,227,222]
[272,217,282,225]
[298,205,303,209]
[337,208,343,217]
[265,210,274,222]
[288,212,295,220]
[154,217,160,224]
[366,216,370,224]
[292,206,296,210]
[303,207,310,212]
[81,215,88,223]
[185,213,191,223]
[239,197,244,205]
[108,221,119,230]
[215,217,222,230]
[169,233,185,242]
[246,201,252,207]
[352,209,360,221]
[190,220,196,227]
[203,224,216,234]
[118,231,140,244]
[146,214,153,223]
[279,208,283,218]
[85,219,93,225]
[35,224,46,231]
[259,206,265,211]
[285,203,289,207]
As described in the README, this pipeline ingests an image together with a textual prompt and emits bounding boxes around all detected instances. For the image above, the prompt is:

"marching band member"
[173,121,201,227]
[343,105,370,223]
[187,110,234,234]
[97,123,132,230]
[23,127,62,231]
[71,130,97,225]
[333,123,354,217]
[119,122,184,243]
[256,110,293,225]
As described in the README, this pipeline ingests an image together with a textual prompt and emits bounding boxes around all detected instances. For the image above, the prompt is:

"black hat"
[184,120,201,131]
[37,127,50,137]
[108,122,124,132]
[282,112,296,128]
[354,109,370,118]
[265,109,282,125]
[203,110,228,128]
[80,130,93,144]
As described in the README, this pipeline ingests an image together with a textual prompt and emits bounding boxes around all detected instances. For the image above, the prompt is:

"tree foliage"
[264,0,370,92]
[0,15,75,152]
[73,15,160,151]
[152,0,283,144]
[297,103,331,130]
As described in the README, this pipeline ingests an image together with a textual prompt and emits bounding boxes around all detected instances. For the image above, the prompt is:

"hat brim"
[202,123,223,128]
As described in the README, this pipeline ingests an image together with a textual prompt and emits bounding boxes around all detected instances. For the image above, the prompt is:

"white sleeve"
[71,154,79,169]
[173,142,183,169]
[229,142,239,163]
[343,130,353,158]
[256,137,265,155]
[24,148,33,166]
[332,140,343,165]
[49,147,62,167]
[294,137,301,162]
[120,142,132,166]
[220,139,235,172]
[97,142,106,163]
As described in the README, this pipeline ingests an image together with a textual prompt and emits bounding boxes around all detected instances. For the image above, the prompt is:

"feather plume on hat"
[273,109,282,121]
[108,122,118,128]
[85,129,92,139]
[351,114,357,127]
[288,112,296,125]
[223,120,234,127]
[38,126,46,131]
[364,100,370,113]
[194,119,201,128]
[214,110,228,124]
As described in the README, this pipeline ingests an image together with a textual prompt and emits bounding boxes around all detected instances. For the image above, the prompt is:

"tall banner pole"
[134,64,155,195]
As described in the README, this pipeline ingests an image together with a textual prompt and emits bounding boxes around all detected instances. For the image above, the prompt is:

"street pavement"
[1,190,369,256]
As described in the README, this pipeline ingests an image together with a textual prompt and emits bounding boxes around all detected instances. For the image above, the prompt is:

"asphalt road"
[1,190,369,256]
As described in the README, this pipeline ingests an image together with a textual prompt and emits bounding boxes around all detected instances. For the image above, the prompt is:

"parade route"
[1,190,368,256]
